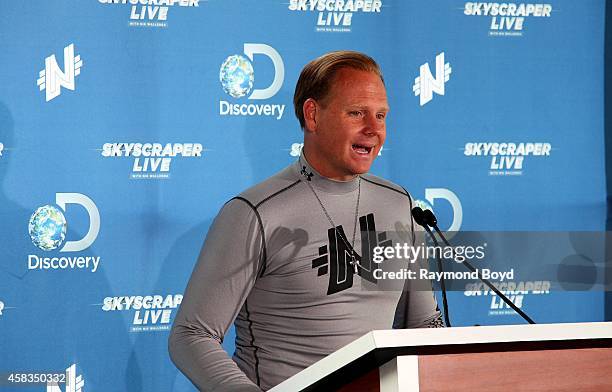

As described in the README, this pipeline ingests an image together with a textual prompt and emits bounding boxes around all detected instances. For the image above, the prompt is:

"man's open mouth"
[352,144,374,155]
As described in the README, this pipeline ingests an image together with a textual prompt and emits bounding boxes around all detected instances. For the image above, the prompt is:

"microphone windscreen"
[411,207,426,227]
[423,209,438,227]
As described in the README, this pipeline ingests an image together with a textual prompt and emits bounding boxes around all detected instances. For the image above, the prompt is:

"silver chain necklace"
[299,162,362,274]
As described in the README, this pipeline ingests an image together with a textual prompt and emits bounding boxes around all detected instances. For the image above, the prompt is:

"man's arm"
[169,198,264,391]
[393,227,445,328]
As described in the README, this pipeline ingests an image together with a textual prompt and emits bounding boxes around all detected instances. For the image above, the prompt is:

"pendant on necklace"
[350,254,359,274]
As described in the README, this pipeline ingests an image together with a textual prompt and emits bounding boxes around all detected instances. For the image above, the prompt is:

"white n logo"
[47,364,84,392]
[37,44,83,102]
[413,52,451,106]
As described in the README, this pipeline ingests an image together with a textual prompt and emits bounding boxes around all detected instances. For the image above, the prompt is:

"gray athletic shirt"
[169,157,442,391]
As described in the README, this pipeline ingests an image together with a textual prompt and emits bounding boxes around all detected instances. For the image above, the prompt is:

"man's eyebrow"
[344,103,389,109]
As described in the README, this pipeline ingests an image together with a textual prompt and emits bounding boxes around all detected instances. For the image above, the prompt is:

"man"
[169,51,443,391]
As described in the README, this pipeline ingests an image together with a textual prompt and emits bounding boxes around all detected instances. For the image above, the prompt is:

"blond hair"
[293,51,384,128]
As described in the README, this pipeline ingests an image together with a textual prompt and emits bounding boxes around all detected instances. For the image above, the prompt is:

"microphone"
[411,207,451,327]
[415,207,536,325]
[422,208,437,227]
[411,205,426,226]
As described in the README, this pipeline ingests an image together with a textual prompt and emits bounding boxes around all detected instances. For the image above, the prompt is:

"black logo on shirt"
[300,166,314,181]
[312,213,392,295]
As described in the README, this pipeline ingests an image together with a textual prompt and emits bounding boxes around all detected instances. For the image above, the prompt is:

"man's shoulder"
[232,163,302,209]
[361,173,411,200]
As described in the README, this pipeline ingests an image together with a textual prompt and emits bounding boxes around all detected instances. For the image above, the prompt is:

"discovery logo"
[414,188,463,234]
[219,44,285,120]
[28,193,101,273]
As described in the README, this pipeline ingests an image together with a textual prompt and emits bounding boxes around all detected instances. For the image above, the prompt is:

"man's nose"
[363,113,384,135]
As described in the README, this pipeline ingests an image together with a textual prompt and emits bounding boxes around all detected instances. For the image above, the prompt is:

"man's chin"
[350,162,374,176]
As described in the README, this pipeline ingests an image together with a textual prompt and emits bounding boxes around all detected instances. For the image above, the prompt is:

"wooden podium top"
[269,322,612,392]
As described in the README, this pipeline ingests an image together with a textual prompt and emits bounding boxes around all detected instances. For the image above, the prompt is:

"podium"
[269,322,612,392]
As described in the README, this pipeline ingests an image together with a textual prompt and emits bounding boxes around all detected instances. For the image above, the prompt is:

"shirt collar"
[294,153,360,194]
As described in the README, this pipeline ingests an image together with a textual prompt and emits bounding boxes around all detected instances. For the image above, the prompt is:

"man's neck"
[301,147,357,182]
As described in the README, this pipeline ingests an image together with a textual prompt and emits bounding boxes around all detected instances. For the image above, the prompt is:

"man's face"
[304,68,389,181]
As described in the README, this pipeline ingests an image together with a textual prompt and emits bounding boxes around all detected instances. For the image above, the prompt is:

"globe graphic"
[28,205,67,251]
[219,55,254,98]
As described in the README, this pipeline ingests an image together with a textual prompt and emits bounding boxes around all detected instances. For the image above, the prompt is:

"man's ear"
[303,98,318,134]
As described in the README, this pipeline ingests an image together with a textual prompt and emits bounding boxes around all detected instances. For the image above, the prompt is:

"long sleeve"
[392,226,445,329]
[169,198,265,391]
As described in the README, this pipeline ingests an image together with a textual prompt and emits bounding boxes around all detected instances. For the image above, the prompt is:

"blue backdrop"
[1,1,608,391]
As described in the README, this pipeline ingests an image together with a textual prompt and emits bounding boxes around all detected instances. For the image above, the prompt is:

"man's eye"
[349,111,363,117]
[377,113,386,120]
